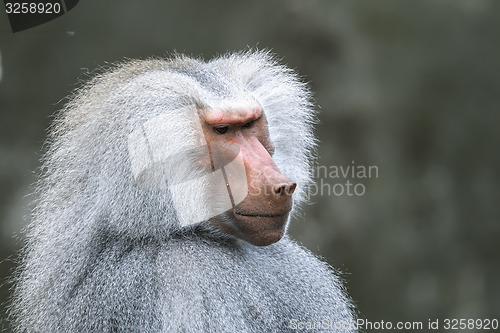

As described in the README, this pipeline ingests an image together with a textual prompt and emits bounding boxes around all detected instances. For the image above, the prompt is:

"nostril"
[274,184,285,195]
[273,182,297,195]
[287,182,297,195]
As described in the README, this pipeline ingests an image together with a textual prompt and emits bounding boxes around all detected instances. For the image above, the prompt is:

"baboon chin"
[11,51,358,333]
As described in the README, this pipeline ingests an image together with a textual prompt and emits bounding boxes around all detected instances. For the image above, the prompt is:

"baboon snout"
[244,153,296,203]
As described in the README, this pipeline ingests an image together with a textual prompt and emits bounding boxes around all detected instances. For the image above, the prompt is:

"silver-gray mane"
[10,51,357,332]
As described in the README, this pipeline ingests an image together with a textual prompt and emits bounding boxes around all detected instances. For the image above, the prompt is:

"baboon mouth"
[234,212,287,218]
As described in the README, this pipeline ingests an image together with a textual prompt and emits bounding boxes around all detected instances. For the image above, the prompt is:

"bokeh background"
[1,0,499,331]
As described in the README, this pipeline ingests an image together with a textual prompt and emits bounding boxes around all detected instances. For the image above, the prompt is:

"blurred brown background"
[1,0,499,331]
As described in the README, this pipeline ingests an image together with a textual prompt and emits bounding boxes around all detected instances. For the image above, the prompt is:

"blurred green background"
[1,0,499,331]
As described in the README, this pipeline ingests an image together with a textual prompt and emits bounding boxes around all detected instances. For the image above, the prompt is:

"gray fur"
[11,51,357,332]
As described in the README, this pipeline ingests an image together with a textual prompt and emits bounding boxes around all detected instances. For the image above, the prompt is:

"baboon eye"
[213,125,229,135]
[242,120,254,129]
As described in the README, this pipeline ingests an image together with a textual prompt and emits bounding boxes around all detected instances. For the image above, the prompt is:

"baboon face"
[128,103,296,246]
[198,106,296,246]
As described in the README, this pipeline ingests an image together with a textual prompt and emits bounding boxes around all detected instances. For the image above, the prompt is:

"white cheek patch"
[127,106,248,227]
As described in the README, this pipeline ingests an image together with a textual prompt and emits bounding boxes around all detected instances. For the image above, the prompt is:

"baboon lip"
[234,212,287,218]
